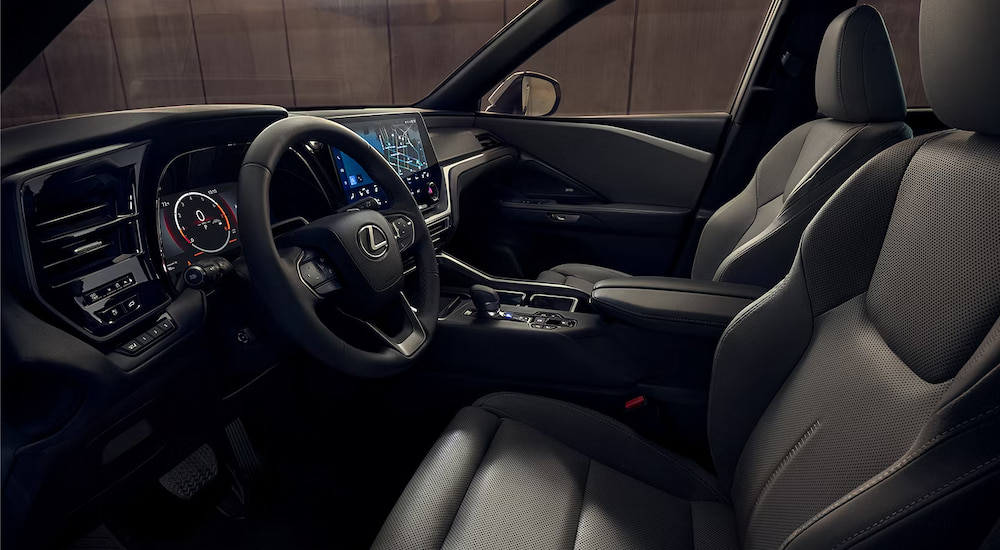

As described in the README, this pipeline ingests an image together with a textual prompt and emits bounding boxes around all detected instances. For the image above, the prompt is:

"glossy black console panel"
[437,252,590,311]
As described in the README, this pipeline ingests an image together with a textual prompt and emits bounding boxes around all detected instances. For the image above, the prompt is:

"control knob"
[427,182,440,203]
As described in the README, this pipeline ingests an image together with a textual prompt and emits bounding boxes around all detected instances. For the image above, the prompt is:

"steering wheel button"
[299,262,330,286]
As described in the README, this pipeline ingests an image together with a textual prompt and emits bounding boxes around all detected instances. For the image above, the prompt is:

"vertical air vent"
[476,133,501,151]
[427,217,451,246]
[21,146,144,288]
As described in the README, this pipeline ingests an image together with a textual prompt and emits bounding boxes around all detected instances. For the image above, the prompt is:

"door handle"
[548,213,580,223]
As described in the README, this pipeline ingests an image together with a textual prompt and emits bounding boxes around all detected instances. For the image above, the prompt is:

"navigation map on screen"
[346,117,429,179]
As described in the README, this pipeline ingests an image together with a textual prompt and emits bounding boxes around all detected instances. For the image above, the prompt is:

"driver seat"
[371,1,1000,548]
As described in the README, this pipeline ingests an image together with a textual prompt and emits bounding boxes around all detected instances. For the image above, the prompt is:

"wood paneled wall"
[1,0,926,129]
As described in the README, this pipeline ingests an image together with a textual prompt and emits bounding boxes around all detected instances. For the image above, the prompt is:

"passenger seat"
[539,5,912,292]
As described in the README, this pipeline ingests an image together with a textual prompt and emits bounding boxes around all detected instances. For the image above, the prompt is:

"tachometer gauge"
[173,191,234,253]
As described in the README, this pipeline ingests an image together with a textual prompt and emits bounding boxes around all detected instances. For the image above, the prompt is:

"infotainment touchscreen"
[331,114,441,208]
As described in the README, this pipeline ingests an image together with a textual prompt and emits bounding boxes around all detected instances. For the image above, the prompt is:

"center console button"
[123,296,141,312]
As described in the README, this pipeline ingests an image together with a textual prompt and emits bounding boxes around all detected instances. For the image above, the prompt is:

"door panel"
[447,114,728,280]
[475,116,717,207]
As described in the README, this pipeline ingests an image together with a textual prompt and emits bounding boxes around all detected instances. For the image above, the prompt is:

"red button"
[625,396,646,410]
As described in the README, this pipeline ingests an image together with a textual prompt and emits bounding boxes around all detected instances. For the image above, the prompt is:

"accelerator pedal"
[224,417,263,484]
[158,444,218,501]
[213,417,264,518]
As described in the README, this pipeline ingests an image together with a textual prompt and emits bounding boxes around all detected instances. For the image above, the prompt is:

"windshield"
[0,0,509,128]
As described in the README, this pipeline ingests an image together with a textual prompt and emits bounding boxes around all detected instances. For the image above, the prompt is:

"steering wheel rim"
[238,116,439,377]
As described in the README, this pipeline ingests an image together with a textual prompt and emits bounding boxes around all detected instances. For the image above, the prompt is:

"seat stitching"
[784,124,863,201]
[747,420,822,528]
[779,398,1000,549]
[829,454,1000,550]
[715,127,905,283]
[798,131,949,316]
[478,393,728,502]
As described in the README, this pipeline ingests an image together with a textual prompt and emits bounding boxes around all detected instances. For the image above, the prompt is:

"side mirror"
[485,71,561,117]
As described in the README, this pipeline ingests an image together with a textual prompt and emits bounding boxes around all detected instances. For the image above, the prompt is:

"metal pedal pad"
[158,444,218,501]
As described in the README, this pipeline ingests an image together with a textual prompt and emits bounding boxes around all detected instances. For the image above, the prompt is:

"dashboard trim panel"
[426,153,485,228]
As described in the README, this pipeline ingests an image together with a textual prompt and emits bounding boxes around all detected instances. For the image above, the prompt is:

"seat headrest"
[815,5,906,123]
[920,0,1000,135]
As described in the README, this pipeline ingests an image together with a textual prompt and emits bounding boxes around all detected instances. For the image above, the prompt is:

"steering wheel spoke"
[359,292,427,358]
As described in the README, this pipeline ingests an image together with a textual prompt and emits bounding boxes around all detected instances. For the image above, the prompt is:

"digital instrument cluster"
[158,183,239,274]
[156,144,248,279]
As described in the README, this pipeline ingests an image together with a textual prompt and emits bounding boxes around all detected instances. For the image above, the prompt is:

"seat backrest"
[706,1,1000,549]
[691,5,911,288]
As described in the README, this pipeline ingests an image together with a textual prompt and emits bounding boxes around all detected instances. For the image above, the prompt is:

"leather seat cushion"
[537,263,630,293]
[371,392,737,550]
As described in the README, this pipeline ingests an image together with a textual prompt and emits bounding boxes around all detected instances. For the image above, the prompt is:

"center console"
[427,251,769,450]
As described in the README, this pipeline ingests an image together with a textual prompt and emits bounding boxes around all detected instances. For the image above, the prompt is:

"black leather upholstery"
[814,5,907,122]
[536,263,630,294]
[371,393,738,550]
[590,276,766,332]
[538,5,912,293]
[919,0,1000,135]
[375,1,1000,547]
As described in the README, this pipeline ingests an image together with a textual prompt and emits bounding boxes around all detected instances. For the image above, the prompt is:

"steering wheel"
[238,116,439,377]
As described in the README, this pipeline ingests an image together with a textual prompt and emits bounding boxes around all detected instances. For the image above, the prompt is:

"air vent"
[476,133,501,151]
[22,155,141,288]
[428,217,451,246]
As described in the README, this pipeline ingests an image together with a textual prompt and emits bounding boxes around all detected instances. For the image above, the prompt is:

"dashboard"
[1,107,497,352]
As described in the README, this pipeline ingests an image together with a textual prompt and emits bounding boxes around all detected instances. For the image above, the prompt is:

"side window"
[866,0,927,107]
[484,0,773,117]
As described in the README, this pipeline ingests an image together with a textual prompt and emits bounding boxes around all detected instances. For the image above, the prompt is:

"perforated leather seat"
[538,5,912,293]
[372,1,1000,548]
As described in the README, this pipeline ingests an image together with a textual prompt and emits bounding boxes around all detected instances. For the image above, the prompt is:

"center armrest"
[590,277,767,332]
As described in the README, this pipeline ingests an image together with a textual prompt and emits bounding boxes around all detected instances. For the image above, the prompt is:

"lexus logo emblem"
[358,224,389,259]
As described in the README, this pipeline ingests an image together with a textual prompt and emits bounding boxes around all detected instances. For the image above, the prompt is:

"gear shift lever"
[470,284,502,319]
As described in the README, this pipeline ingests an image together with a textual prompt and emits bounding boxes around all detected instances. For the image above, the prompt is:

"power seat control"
[118,315,177,356]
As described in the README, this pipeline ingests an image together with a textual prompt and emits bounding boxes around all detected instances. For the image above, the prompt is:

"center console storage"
[590,277,766,333]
